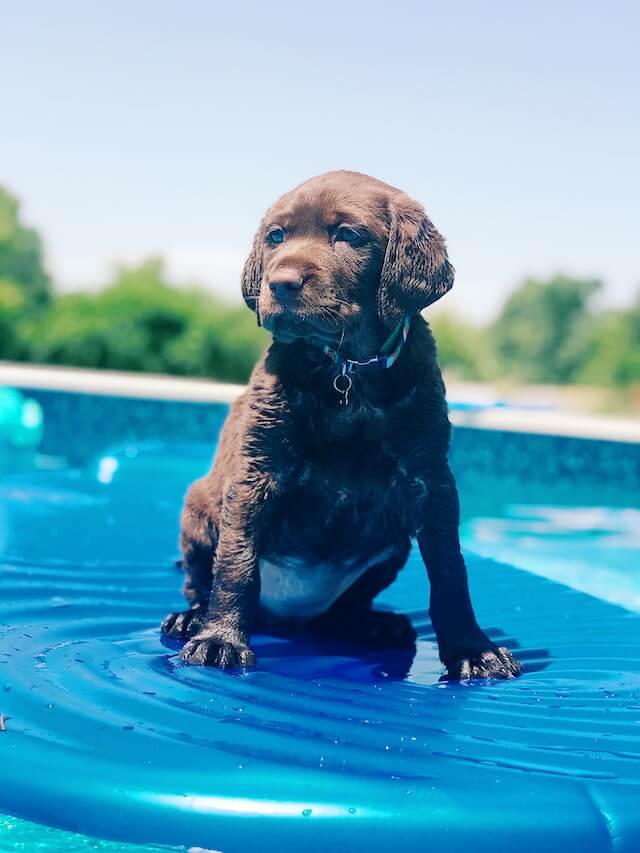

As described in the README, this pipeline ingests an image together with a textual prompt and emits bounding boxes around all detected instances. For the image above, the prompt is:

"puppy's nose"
[269,270,304,304]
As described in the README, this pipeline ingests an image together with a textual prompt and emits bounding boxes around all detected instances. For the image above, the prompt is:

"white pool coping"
[2,361,639,444]
[0,362,245,404]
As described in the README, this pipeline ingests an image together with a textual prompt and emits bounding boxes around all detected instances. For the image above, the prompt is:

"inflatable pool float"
[1,391,639,852]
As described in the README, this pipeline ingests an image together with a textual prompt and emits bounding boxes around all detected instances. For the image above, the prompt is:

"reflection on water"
[460,476,640,612]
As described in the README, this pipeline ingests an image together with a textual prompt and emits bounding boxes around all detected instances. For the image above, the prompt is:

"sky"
[1,1,638,321]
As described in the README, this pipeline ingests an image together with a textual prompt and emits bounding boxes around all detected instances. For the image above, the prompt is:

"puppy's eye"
[335,225,362,244]
[266,227,285,245]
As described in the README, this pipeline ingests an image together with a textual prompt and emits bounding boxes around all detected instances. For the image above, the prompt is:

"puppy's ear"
[241,228,264,313]
[377,196,454,326]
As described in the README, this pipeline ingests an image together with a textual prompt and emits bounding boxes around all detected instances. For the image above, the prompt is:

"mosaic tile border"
[11,387,639,495]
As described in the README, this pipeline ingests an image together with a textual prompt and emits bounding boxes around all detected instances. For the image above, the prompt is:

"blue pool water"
[0,391,639,852]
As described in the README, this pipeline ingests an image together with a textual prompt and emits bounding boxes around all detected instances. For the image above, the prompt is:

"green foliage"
[21,259,268,383]
[491,276,601,384]
[577,300,640,387]
[429,313,494,381]
[0,187,51,306]
[0,278,28,359]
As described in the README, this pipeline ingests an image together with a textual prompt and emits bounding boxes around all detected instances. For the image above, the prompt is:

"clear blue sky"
[1,1,638,320]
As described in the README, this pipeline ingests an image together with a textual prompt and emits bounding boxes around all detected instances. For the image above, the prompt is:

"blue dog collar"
[319,315,412,405]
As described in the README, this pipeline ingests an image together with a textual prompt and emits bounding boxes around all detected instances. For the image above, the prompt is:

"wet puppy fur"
[162,170,522,680]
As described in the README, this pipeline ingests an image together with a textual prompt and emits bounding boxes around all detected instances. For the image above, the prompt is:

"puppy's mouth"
[264,313,344,348]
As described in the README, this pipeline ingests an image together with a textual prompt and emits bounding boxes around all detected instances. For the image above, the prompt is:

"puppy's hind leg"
[310,540,416,649]
[161,478,219,640]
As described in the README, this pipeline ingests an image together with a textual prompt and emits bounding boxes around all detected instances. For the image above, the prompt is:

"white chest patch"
[259,546,395,621]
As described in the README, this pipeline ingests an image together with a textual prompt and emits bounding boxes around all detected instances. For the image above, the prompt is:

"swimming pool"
[1,381,639,852]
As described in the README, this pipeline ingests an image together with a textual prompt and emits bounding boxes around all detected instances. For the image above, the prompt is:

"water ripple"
[1,443,639,851]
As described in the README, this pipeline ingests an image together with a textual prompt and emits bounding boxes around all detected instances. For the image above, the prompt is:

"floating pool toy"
[0,438,639,852]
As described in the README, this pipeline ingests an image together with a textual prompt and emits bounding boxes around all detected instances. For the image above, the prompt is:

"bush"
[577,302,640,387]
[491,276,601,384]
[0,187,51,306]
[20,259,268,383]
[429,312,494,380]
[0,278,28,359]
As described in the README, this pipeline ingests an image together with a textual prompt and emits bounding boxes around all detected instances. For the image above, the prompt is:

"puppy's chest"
[291,440,399,500]
[273,437,426,535]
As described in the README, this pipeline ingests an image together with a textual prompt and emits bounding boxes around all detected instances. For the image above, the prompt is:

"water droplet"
[302,808,312,818]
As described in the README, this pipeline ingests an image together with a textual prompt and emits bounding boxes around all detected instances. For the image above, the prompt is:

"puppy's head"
[242,171,453,350]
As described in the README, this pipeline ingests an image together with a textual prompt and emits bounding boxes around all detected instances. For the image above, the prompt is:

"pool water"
[459,476,640,613]
[0,392,639,852]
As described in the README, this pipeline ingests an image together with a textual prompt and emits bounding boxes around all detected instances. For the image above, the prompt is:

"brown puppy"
[162,171,522,679]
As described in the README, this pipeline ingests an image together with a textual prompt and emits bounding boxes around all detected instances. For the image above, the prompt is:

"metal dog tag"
[333,373,352,406]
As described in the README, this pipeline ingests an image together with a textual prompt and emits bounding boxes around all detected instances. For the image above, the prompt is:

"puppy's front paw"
[180,630,256,669]
[446,646,522,681]
[160,606,205,639]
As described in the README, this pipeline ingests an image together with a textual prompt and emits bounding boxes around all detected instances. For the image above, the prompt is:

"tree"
[429,312,493,380]
[578,294,640,387]
[0,186,51,306]
[0,278,27,359]
[21,258,268,383]
[491,276,600,384]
